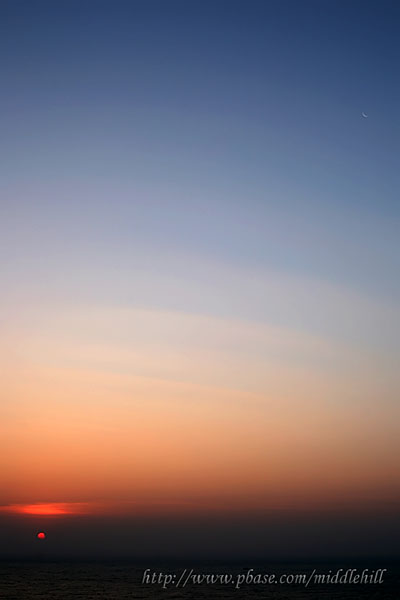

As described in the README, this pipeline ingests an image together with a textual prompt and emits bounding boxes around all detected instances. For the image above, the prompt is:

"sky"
[0,0,399,558]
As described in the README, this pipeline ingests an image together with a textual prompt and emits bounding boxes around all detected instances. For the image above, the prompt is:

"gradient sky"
[1,0,399,558]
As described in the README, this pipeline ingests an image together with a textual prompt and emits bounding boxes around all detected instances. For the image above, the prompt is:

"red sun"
[37,532,46,540]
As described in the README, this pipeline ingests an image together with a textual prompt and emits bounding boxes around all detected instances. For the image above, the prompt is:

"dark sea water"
[0,560,398,600]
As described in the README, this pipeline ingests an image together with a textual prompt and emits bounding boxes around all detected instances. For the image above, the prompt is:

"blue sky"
[1,0,398,297]
[1,1,399,355]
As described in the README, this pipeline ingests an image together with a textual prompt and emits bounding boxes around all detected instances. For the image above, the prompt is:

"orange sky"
[2,305,399,518]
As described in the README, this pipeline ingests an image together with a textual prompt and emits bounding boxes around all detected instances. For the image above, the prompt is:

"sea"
[0,560,398,600]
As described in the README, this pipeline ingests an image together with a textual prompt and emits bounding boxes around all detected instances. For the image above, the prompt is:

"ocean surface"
[0,560,398,599]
